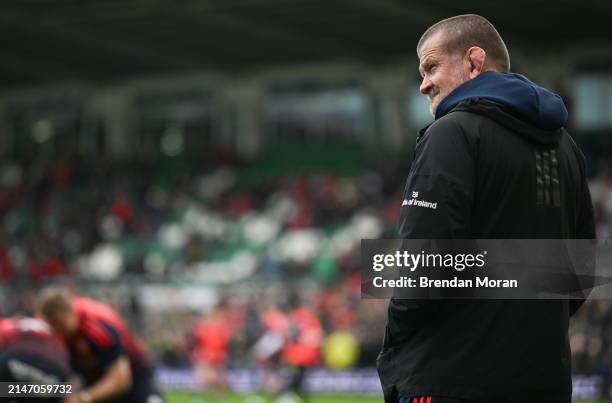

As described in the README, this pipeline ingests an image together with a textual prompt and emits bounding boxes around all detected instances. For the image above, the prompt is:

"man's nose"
[420,77,433,94]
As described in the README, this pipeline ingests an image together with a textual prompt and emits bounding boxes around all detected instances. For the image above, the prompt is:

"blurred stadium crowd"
[1,137,611,388]
[0,146,403,388]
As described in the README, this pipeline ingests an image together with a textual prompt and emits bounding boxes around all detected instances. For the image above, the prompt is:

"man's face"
[45,308,78,338]
[418,31,471,117]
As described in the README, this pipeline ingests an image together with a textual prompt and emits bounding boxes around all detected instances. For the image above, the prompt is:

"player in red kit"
[38,288,165,403]
[0,316,70,403]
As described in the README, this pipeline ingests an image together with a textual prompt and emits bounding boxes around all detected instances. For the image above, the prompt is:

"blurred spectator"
[192,306,233,390]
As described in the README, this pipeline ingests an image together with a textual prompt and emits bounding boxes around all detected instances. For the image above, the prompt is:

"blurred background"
[0,1,612,402]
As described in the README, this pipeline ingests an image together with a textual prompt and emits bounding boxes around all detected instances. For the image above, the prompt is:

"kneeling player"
[38,288,165,403]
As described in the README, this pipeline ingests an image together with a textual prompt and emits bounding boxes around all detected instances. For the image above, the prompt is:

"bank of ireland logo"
[402,189,437,209]
[402,190,418,206]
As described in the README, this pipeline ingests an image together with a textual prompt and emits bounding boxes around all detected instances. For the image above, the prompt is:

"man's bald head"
[417,14,510,72]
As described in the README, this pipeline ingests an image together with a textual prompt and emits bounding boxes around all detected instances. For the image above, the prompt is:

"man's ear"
[466,47,486,79]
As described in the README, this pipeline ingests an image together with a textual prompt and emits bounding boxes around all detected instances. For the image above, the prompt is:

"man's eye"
[430,65,437,72]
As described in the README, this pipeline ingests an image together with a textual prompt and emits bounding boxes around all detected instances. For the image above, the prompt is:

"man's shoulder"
[74,296,101,313]
[75,297,122,322]
[423,110,484,139]
[418,111,481,156]
[434,108,484,124]
[77,315,119,349]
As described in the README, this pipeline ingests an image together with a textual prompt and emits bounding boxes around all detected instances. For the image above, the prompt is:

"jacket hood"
[435,72,567,146]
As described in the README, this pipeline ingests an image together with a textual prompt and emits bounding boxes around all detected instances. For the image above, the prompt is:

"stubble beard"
[428,89,444,117]
[428,69,470,118]
[428,96,439,117]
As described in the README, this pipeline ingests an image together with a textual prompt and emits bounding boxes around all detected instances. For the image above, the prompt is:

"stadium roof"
[2,0,612,87]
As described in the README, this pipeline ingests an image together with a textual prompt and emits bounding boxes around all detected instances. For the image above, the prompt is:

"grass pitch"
[166,391,382,403]
[166,391,612,403]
